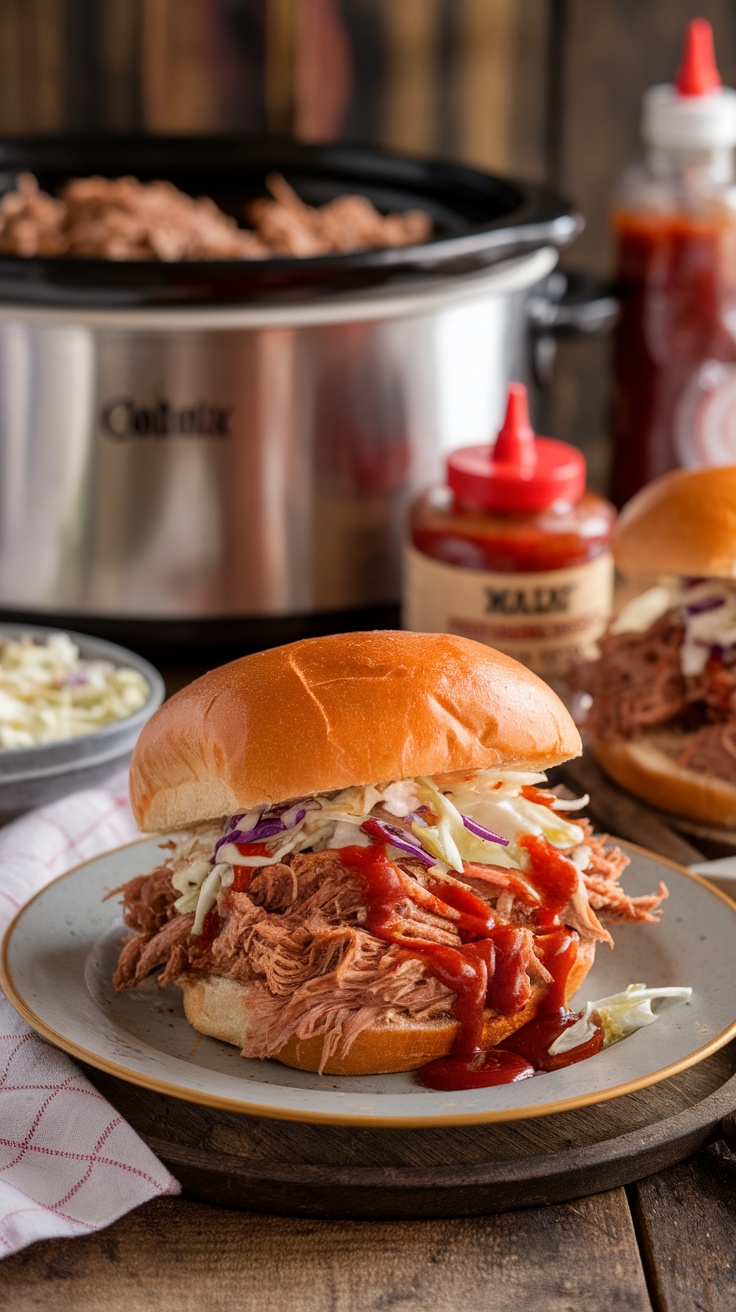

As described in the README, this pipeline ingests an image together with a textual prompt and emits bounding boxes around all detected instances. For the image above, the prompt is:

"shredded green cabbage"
[548,983,693,1056]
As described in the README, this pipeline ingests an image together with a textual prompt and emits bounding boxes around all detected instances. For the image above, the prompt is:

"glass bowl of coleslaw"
[0,624,164,819]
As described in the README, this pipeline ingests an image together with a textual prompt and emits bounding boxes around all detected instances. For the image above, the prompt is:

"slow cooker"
[0,136,614,657]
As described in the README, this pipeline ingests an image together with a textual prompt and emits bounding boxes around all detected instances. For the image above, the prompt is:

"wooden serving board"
[84,1044,736,1219]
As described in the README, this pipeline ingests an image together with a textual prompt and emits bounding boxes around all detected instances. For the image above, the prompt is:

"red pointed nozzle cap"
[446,382,586,512]
[676,18,722,97]
[492,383,537,471]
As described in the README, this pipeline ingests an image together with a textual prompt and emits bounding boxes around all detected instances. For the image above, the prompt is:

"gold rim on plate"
[2,837,736,1127]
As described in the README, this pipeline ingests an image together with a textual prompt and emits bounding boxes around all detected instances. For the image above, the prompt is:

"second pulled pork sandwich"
[113,631,663,1084]
[585,465,736,826]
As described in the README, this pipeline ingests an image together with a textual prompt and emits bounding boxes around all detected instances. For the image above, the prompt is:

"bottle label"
[403,545,614,680]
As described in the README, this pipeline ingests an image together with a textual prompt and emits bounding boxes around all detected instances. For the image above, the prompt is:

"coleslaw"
[548,983,693,1054]
[171,769,592,933]
[611,576,736,676]
[0,631,150,748]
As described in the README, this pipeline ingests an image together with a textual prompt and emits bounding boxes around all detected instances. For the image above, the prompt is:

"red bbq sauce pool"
[340,839,604,1090]
[499,1008,603,1073]
[419,1049,535,1090]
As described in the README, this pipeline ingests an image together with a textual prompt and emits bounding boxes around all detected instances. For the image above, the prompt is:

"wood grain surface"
[1,1190,653,1312]
[630,1142,736,1311]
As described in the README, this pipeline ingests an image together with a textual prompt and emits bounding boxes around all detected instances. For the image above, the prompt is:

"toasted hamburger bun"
[130,630,581,832]
[180,942,595,1075]
[594,732,736,828]
[613,465,736,581]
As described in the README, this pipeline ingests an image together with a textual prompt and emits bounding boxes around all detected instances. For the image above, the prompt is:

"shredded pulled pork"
[247,173,431,257]
[0,173,265,261]
[108,865,177,937]
[0,171,431,262]
[582,616,686,738]
[244,935,453,1067]
[113,912,194,991]
[114,852,459,1069]
[110,865,184,990]
[582,612,736,787]
[577,823,667,924]
[112,829,659,1071]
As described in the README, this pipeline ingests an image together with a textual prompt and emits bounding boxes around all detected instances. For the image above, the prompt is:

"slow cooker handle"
[527,270,620,388]
[527,270,619,337]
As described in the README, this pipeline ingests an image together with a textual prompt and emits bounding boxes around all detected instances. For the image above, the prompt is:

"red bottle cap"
[446,383,586,512]
[675,19,722,97]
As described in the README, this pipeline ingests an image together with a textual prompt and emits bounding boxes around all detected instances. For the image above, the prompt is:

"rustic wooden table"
[2,1152,735,1311]
[3,734,735,1310]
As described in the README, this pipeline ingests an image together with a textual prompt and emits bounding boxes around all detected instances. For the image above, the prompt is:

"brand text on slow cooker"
[101,397,233,439]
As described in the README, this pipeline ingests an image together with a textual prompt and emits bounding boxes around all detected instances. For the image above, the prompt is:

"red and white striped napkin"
[0,773,180,1257]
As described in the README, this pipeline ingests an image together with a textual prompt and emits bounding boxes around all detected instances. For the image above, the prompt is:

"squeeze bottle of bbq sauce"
[611,18,736,507]
[404,383,615,693]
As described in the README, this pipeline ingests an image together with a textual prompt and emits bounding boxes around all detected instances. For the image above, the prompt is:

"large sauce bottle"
[611,19,736,507]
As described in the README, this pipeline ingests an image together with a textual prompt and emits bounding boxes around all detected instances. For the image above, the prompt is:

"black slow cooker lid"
[0,136,580,307]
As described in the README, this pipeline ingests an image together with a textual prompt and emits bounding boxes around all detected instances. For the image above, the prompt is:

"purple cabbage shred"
[362,817,434,865]
[214,800,318,857]
[460,814,509,846]
[685,596,725,616]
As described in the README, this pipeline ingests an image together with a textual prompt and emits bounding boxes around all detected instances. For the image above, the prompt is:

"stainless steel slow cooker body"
[0,250,557,622]
[0,137,597,651]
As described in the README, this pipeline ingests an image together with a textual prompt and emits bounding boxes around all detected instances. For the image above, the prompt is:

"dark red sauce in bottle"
[611,210,736,506]
[410,488,613,574]
[405,384,615,689]
[609,22,736,504]
[409,387,612,572]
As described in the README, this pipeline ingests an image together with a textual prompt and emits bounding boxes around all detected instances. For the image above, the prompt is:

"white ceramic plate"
[2,837,736,1127]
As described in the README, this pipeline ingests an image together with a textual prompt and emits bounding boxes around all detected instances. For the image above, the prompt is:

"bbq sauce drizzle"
[341,833,603,1089]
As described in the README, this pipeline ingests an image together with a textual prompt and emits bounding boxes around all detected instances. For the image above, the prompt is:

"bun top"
[614,465,736,579]
[130,631,581,832]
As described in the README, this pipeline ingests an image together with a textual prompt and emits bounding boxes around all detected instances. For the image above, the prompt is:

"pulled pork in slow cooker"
[0,171,431,261]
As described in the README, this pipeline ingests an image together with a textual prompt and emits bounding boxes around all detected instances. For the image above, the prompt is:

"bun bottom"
[594,732,736,829]
[179,942,595,1076]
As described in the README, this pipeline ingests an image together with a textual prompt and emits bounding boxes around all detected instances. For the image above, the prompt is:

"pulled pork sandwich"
[584,465,736,827]
[113,631,664,1084]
